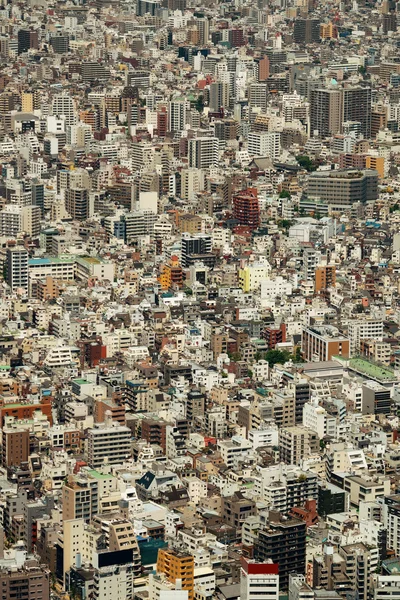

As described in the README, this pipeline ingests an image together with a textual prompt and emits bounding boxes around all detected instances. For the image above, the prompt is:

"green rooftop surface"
[73,378,91,385]
[348,357,396,382]
[88,470,114,480]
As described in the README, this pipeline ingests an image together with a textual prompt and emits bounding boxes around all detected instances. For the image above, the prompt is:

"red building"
[233,188,260,231]
[229,28,245,47]
[157,107,168,137]
[263,323,286,349]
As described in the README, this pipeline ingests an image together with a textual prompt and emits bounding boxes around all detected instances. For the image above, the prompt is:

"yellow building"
[238,263,270,292]
[21,90,40,112]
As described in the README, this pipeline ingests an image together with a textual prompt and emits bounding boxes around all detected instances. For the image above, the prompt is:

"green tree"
[292,347,304,363]
[277,219,293,230]
[195,95,204,113]
[296,155,317,172]
[279,190,291,199]
[265,349,291,367]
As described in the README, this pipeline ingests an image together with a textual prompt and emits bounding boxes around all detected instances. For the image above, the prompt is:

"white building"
[248,132,281,160]
[348,319,384,356]
[248,426,279,450]
[218,436,253,468]
[87,414,131,468]
[303,396,337,439]
[240,559,279,600]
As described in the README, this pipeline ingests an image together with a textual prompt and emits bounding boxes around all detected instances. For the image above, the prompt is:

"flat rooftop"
[348,358,396,382]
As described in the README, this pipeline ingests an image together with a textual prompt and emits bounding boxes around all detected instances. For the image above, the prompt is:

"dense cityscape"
[1,0,400,599]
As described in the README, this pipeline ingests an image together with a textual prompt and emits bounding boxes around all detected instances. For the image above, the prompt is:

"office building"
[6,247,29,292]
[310,88,342,138]
[51,93,76,126]
[87,418,131,468]
[256,511,306,590]
[209,82,230,112]
[50,34,69,53]
[240,559,279,600]
[233,188,260,230]
[248,132,280,160]
[81,62,110,83]
[293,19,320,44]
[304,169,379,210]
[18,29,39,54]
[188,137,219,168]
[157,549,194,600]
[302,326,349,362]
[137,0,161,15]
[181,232,214,268]
[65,188,89,221]
[362,382,391,415]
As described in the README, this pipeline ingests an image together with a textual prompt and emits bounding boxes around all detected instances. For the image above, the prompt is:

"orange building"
[320,22,337,39]
[0,398,53,426]
[365,155,385,179]
[157,549,194,600]
[315,265,336,293]
[95,398,125,426]
[158,256,184,290]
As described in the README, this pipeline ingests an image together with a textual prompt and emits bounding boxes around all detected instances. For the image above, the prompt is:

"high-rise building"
[2,427,29,467]
[304,169,379,209]
[255,511,307,590]
[188,137,219,168]
[249,83,268,112]
[342,87,372,138]
[0,556,50,600]
[17,29,39,54]
[310,88,342,138]
[51,93,76,126]
[209,82,230,112]
[181,232,213,268]
[315,265,336,293]
[248,132,281,160]
[293,19,320,44]
[50,34,69,53]
[157,549,194,600]
[197,18,210,45]
[87,417,131,468]
[169,100,187,133]
[279,425,319,465]
[257,56,270,81]
[21,90,40,112]
[137,0,161,16]
[233,188,260,230]
[240,558,279,600]
[65,188,89,221]
[6,247,29,292]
